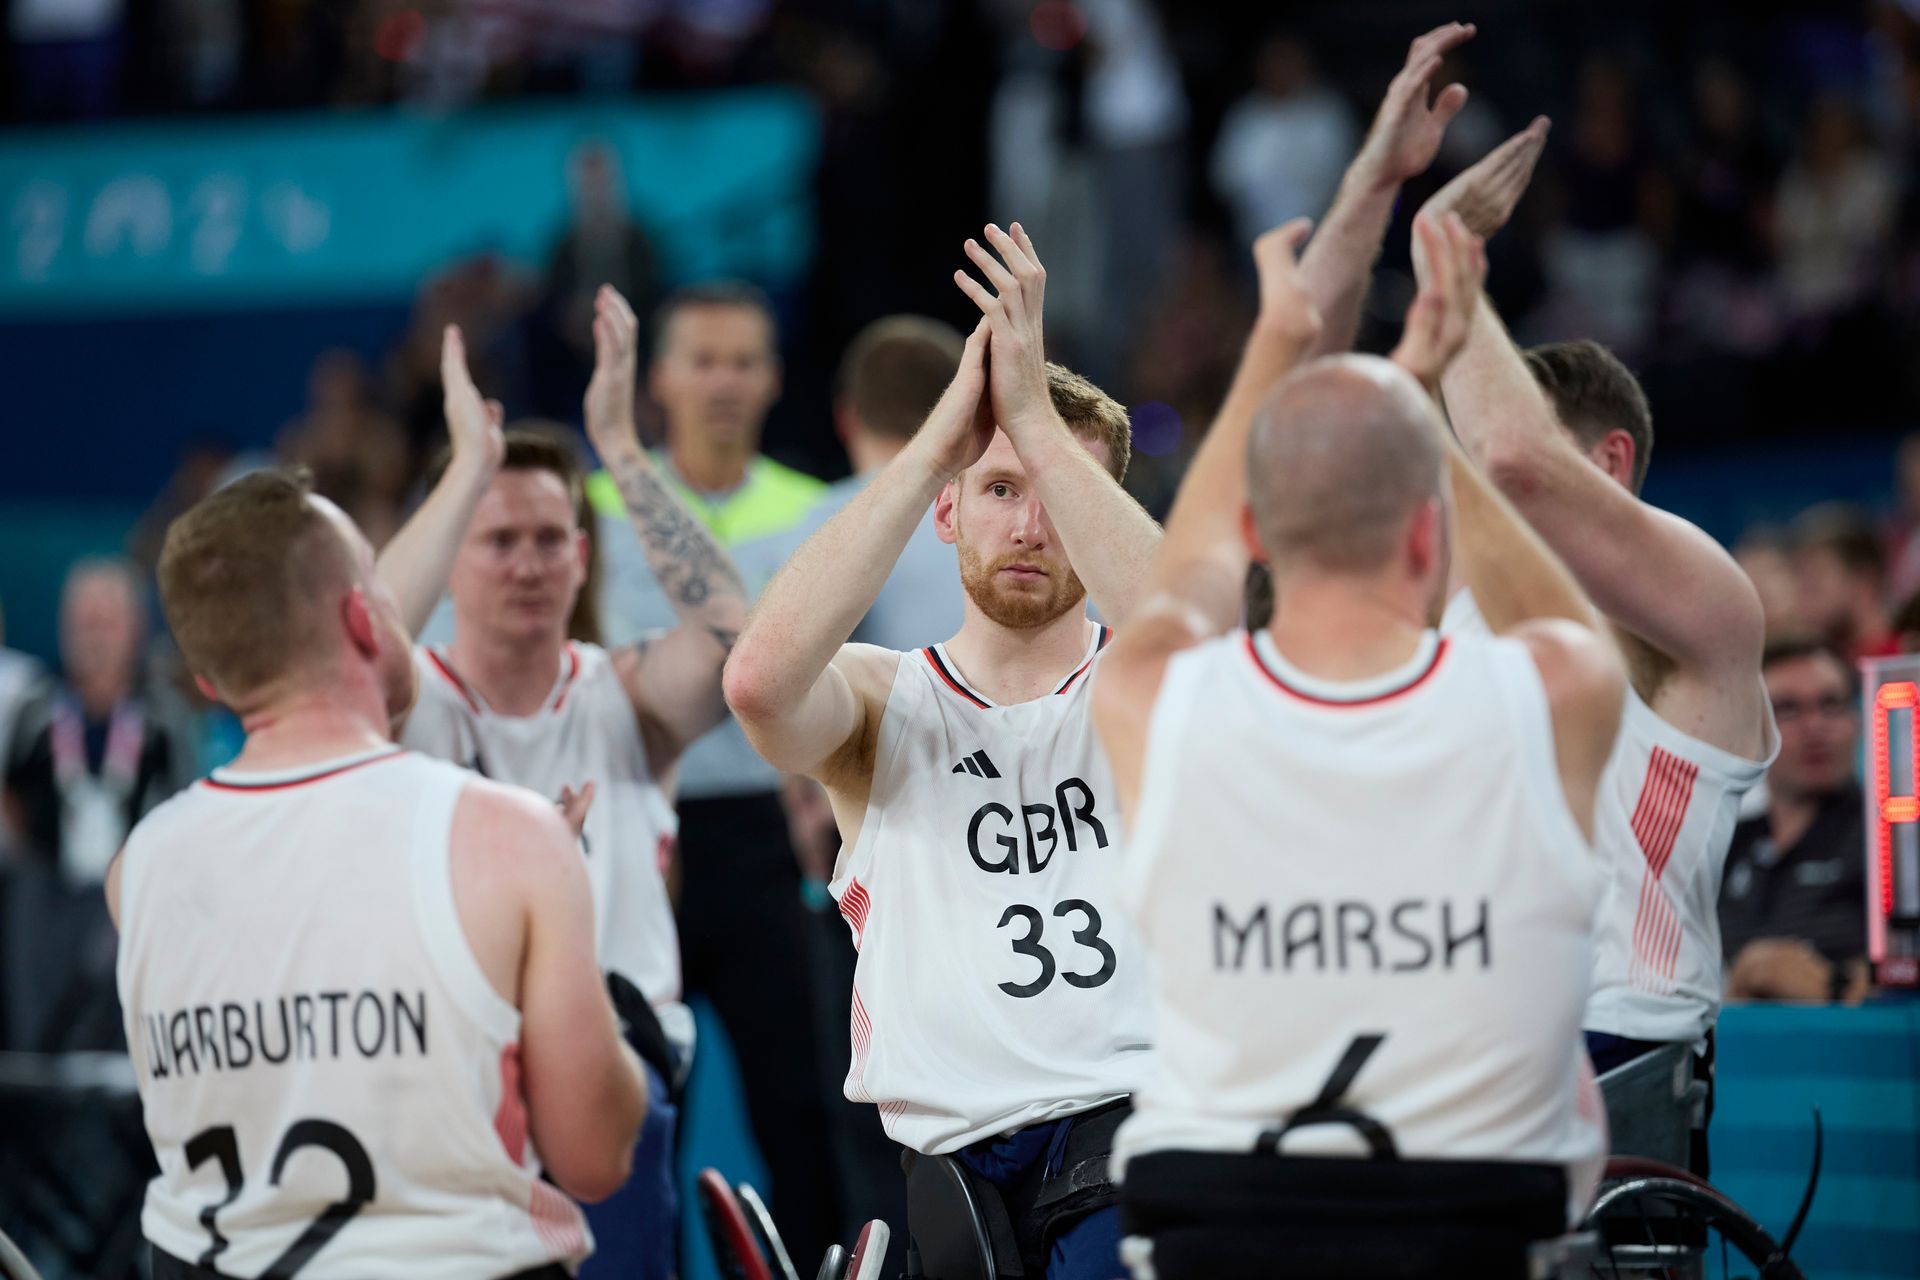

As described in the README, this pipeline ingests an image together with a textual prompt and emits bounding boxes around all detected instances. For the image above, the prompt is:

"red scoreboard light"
[1863,655,1920,987]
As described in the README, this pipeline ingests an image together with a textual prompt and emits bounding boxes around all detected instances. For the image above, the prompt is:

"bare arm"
[1398,213,1622,835]
[725,323,994,780]
[1417,119,1763,689]
[1095,221,1323,819]
[1440,296,1764,685]
[956,222,1163,625]
[376,326,504,637]
[453,784,647,1202]
[1299,22,1474,355]
[581,287,749,771]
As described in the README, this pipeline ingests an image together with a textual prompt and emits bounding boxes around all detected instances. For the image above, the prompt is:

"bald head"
[1247,355,1444,575]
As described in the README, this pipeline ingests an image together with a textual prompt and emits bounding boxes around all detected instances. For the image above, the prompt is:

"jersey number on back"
[996,899,1117,998]
[185,1119,374,1276]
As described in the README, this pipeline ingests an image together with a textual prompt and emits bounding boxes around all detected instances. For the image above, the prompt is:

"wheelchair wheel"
[0,1227,45,1280]
[738,1182,801,1280]
[1587,1174,1805,1279]
[696,1168,775,1280]
[846,1220,891,1280]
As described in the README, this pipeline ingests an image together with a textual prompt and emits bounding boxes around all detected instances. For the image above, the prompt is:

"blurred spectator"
[794,314,965,652]
[4,560,182,885]
[1735,525,1808,640]
[1539,55,1666,357]
[1894,588,1920,652]
[1792,502,1898,659]
[1721,640,1870,1002]
[1666,58,1784,356]
[1210,31,1357,259]
[537,141,663,421]
[593,281,841,1265]
[1122,234,1254,517]
[9,0,125,118]
[1886,433,1920,602]
[1079,0,1188,387]
[126,437,234,575]
[1776,97,1896,325]
[386,257,534,464]
[278,349,411,548]
[0,602,43,843]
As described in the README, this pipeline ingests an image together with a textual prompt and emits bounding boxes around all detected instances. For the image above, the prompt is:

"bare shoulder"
[1510,618,1625,714]
[450,777,580,883]
[1096,595,1216,703]
[833,642,904,697]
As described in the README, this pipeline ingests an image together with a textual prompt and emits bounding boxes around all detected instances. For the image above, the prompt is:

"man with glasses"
[1718,641,1870,1002]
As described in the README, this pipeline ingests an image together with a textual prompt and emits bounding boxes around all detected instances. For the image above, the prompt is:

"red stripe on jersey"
[1243,632,1448,707]
[426,649,483,713]
[839,877,871,947]
[529,1180,589,1258]
[493,1042,528,1164]
[848,987,876,1102]
[551,644,582,712]
[1626,747,1700,991]
[1629,747,1699,881]
[922,649,991,709]
[200,750,402,793]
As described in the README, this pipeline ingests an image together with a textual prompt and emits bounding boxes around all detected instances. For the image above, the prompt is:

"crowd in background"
[0,0,1910,1273]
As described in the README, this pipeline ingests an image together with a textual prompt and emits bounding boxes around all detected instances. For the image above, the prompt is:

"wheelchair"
[1584,1043,1818,1279]
[695,1168,890,1280]
[0,1226,46,1280]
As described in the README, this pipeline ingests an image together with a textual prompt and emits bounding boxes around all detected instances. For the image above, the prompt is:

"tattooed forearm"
[607,450,748,649]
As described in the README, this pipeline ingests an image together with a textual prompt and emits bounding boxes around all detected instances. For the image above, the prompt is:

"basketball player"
[1094,213,1622,1279]
[724,223,1161,1279]
[380,285,746,1278]
[110,470,646,1279]
[1417,123,1777,1080]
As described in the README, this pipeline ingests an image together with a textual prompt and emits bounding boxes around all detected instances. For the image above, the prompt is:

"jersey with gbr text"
[829,625,1154,1154]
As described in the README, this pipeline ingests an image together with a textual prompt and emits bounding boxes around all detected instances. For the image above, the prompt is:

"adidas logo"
[951,749,1001,779]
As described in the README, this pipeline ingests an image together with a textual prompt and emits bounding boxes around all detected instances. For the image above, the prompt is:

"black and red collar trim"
[202,747,403,792]
[1243,631,1447,707]
[922,625,1112,709]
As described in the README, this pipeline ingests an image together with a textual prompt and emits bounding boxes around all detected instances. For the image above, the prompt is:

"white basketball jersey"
[403,642,690,1056]
[116,748,590,1278]
[829,624,1154,1154]
[1112,630,1607,1223]
[1443,590,1778,1044]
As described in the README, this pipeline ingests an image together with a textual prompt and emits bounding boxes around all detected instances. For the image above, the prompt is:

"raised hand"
[1421,116,1551,245]
[1252,217,1322,341]
[1392,212,1486,392]
[909,318,995,482]
[953,222,1055,443]
[557,782,597,842]
[441,324,506,472]
[584,284,642,459]
[1349,22,1476,192]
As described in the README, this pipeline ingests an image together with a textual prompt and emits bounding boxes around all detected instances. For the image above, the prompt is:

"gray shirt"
[791,471,964,654]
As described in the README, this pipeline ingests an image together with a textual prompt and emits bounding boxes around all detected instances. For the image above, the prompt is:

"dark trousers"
[677,791,843,1266]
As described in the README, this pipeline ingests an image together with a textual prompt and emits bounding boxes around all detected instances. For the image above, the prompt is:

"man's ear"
[342,587,379,659]
[934,480,961,546]
[193,674,222,704]
[1239,503,1267,565]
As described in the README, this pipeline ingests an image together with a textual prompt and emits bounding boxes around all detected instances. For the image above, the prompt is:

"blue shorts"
[954,1114,1126,1280]
[578,1061,678,1280]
